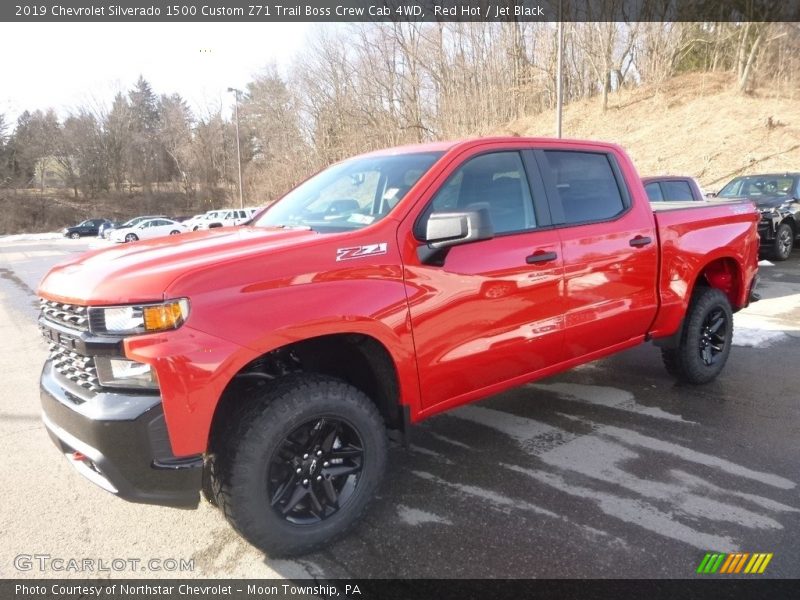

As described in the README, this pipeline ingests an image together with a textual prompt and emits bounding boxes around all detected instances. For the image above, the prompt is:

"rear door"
[536,148,659,358]
[402,147,566,412]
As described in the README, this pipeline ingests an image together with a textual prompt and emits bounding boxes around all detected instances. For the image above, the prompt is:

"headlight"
[89,299,189,335]
[94,357,158,389]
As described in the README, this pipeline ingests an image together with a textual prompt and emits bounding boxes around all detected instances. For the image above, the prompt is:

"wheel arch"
[208,332,406,453]
[693,255,744,310]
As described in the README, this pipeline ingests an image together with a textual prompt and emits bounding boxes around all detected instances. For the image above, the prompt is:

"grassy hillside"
[492,73,800,192]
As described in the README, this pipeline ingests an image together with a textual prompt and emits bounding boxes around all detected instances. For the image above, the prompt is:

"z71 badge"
[336,243,388,261]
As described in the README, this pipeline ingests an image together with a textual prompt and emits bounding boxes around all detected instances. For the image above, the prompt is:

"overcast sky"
[0,22,318,124]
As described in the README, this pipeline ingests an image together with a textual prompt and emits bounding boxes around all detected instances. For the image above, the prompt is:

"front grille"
[48,342,100,396]
[40,299,89,332]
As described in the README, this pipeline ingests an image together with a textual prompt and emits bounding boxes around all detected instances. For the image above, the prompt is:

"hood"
[723,195,792,209]
[38,227,319,305]
[752,196,793,210]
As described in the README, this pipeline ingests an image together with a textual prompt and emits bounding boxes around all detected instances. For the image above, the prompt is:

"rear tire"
[771,222,793,261]
[661,287,733,384]
[213,374,387,557]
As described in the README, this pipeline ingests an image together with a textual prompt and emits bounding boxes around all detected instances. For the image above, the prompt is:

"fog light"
[95,357,159,389]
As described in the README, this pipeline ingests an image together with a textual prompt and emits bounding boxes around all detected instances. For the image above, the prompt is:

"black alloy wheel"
[698,307,728,366]
[773,223,793,261]
[212,374,387,556]
[268,417,364,524]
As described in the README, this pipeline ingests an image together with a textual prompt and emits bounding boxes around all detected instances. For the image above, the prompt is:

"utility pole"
[227,87,244,208]
[556,0,564,138]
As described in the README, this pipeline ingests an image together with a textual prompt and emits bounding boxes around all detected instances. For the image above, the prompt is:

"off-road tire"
[661,287,733,384]
[772,222,793,261]
[212,374,387,556]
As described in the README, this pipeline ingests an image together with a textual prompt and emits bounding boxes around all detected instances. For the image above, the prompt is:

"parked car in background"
[63,219,113,239]
[101,215,168,239]
[642,176,705,202]
[185,211,224,231]
[197,208,260,230]
[713,173,800,260]
[110,218,187,243]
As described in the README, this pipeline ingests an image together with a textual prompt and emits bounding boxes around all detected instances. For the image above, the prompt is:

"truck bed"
[649,198,759,339]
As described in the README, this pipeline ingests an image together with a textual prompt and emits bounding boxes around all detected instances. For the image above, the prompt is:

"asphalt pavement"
[0,234,798,579]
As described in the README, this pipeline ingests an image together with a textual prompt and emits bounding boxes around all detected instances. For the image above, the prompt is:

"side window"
[662,180,694,201]
[645,182,664,202]
[543,151,626,224]
[418,151,536,237]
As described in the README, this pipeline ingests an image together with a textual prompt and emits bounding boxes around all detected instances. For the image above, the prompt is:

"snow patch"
[397,505,452,526]
[0,232,64,242]
[733,327,787,348]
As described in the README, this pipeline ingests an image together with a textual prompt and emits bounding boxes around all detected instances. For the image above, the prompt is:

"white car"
[184,211,223,231]
[196,208,259,230]
[110,218,187,243]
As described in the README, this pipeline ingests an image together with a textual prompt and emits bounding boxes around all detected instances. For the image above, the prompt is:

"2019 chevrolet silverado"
[713,173,800,260]
[37,138,759,556]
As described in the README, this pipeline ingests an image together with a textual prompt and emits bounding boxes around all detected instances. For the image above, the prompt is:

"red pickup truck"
[37,138,759,556]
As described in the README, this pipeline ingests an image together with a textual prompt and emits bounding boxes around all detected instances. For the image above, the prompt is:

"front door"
[401,149,566,413]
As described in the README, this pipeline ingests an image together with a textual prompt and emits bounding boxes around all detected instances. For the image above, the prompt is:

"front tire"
[124,233,139,242]
[661,287,733,384]
[213,374,387,557]
[69,232,80,239]
[771,222,793,261]
[170,230,180,235]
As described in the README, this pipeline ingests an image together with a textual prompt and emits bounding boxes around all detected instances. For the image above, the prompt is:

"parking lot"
[0,234,798,579]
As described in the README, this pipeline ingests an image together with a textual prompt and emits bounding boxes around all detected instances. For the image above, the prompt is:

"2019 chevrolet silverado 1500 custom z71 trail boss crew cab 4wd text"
[37,138,759,556]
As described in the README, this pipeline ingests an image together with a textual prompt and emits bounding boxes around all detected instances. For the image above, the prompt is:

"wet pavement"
[1,235,798,578]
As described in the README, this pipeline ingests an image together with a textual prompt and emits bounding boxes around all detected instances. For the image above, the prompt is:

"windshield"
[253,151,443,232]
[718,176,796,198]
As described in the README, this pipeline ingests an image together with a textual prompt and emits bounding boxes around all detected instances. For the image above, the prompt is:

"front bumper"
[757,217,775,244]
[40,361,202,508]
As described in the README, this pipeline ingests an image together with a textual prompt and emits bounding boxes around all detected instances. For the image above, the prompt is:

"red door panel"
[404,231,565,411]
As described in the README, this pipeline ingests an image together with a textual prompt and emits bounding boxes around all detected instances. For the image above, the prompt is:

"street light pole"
[556,0,564,138]
[227,87,244,209]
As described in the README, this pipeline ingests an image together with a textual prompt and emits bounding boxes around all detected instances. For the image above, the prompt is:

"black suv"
[715,173,800,260]
[63,219,112,239]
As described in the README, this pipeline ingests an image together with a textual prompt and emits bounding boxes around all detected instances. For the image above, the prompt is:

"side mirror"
[425,209,494,249]
[705,191,717,198]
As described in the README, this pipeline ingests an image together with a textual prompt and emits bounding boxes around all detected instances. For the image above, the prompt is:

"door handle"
[629,236,652,248]
[526,251,558,264]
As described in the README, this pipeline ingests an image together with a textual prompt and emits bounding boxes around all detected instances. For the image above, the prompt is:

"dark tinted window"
[543,151,626,224]
[420,151,536,236]
[662,180,694,201]
[645,182,664,202]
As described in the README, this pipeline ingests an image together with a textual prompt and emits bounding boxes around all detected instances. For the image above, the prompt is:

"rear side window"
[645,182,664,201]
[543,151,626,224]
[662,180,694,201]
